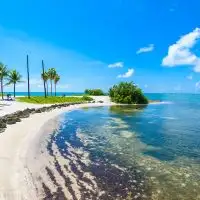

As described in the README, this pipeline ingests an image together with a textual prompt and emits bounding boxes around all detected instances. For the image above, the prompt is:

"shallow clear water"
[47,94,200,199]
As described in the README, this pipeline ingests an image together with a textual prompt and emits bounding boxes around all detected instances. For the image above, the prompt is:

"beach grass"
[17,96,93,104]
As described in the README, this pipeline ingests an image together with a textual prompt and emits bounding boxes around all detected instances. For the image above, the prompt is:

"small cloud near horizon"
[136,44,154,54]
[117,68,134,78]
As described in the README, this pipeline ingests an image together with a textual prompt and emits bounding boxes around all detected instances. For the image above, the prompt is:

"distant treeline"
[84,89,105,96]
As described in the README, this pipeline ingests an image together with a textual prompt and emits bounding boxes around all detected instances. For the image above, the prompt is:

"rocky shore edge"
[0,102,84,133]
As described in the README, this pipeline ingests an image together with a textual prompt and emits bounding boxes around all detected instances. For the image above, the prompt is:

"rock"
[0,128,5,133]
[12,115,21,122]
[0,121,7,128]
[6,117,18,125]
[21,112,30,118]
[35,109,42,113]
[27,108,34,113]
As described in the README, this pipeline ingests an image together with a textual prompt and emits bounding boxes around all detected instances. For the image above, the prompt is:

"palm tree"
[6,70,22,97]
[54,74,60,96]
[48,68,56,96]
[0,63,9,99]
[42,60,47,98]
[46,77,49,96]
[41,71,49,97]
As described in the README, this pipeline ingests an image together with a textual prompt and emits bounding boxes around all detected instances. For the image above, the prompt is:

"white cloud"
[186,74,193,80]
[162,28,200,72]
[136,44,154,54]
[108,62,123,68]
[117,68,134,78]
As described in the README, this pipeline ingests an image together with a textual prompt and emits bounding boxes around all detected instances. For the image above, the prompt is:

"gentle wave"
[150,101,174,105]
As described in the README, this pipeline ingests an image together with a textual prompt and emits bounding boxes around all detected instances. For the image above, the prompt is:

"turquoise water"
[45,93,200,199]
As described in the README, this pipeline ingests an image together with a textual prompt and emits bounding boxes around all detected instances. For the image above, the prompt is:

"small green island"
[109,81,148,104]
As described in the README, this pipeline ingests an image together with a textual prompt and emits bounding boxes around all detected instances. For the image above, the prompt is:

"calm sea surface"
[44,93,200,199]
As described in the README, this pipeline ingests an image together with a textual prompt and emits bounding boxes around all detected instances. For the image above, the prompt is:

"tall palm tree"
[46,77,49,96]
[42,60,47,98]
[0,63,9,99]
[48,68,56,96]
[6,70,22,97]
[41,71,49,97]
[54,74,60,96]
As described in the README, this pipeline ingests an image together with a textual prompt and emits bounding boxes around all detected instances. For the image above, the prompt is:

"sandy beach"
[0,96,113,200]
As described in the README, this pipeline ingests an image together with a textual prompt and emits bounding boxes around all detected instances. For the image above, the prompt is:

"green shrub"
[81,95,94,101]
[109,82,148,104]
[84,89,104,96]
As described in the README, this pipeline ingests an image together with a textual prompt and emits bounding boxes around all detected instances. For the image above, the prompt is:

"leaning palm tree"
[41,71,49,97]
[48,68,56,96]
[0,63,9,99]
[6,70,23,97]
[54,74,60,96]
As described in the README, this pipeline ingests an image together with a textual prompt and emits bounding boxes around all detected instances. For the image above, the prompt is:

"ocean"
[31,93,200,199]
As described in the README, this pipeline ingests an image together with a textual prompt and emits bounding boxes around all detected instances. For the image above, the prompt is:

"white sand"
[0,97,113,200]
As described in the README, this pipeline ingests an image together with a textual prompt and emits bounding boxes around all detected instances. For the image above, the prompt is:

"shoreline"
[0,98,165,199]
[0,102,113,199]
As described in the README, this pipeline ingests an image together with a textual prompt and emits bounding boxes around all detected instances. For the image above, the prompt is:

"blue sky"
[1,0,200,93]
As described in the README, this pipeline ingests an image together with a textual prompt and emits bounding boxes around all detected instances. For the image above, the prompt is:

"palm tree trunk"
[46,82,48,96]
[14,83,16,98]
[55,83,56,96]
[51,80,52,96]
[27,55,30,99]
[1,79,3,100]
[42,60,47,98]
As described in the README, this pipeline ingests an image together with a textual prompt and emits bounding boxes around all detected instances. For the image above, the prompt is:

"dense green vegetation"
[85,89,104,96]
[109,82,148,104]
[17,96,93,104]
[81,95,94,101]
